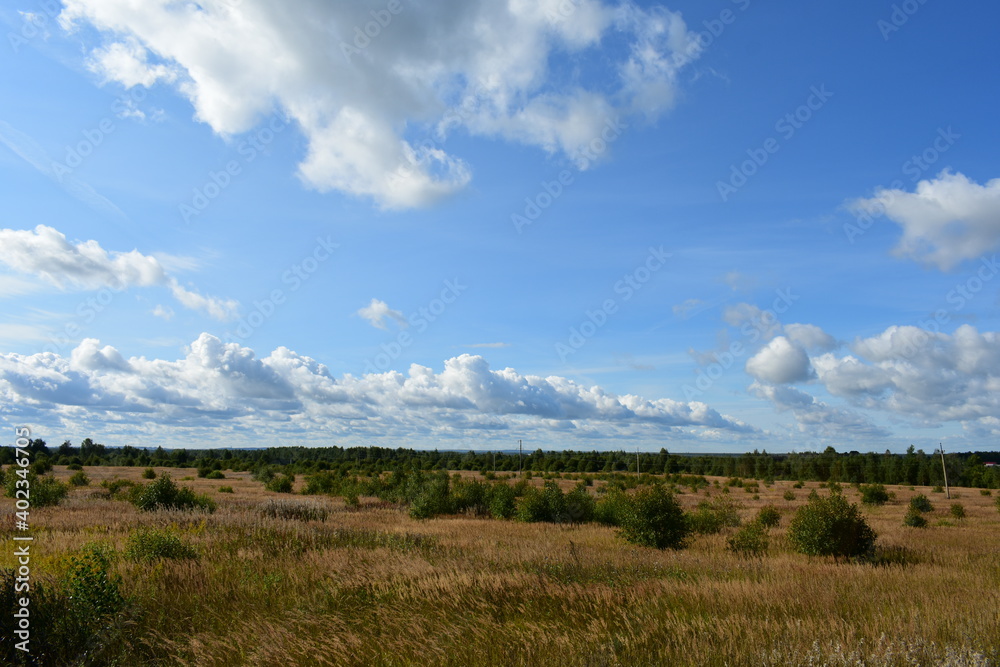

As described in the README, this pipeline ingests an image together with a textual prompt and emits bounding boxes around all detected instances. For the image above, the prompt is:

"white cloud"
[0,225,238,321]
[59,0,700,209]
[0,334,755,444]
[357,298,407,330]
[745,336,813,385]
[672,298,702,319]
[749,381,888,439]
[466,342,511,349]
[851,170,1000,270]
[152,305,174,321]
[784,323,837,351]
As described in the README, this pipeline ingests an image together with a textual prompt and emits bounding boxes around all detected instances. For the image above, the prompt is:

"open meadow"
[3,466,999,666]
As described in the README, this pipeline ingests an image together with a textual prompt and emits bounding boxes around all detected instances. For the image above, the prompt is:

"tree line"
[4,438,998,489]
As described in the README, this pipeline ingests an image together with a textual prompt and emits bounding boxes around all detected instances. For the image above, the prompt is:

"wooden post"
[940,443,950,499]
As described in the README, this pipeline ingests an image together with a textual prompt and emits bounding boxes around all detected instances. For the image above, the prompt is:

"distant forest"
[6,438,1000,489]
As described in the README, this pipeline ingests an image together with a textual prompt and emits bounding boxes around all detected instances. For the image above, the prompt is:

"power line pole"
[939,443,950,499]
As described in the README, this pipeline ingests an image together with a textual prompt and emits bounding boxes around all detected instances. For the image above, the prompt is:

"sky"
[1,0,999,453]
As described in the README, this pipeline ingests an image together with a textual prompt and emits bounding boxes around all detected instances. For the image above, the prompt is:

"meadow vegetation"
[1,463,998,666]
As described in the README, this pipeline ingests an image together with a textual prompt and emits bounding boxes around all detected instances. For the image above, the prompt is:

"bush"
[757,505,781,528]
[618,485,689,550]
[218,485,234,493]
[131,474,216,512]
[787,493,876,559]
[859,483,889,506]
[265,474,295,494]
[687,496,741,535]
[980,489,992,496]
[102,478,137,499]
[124,529,198,562]
[932,485,944,493]
[205,470,225,480]
[564,483,596,523]
[727,521,769,557]
[409,472,452,519]
[594,489,630,526]
[487,483,517,519]
[903,508,927,528]
[5,471,69,507]
[793,481,804,489]
[66,463,83,471]
[516,481,567,523]
[69,471,90,487]
[949,503,966,519]
[909,494,933,513]
[783,489,796,501]
[141,468,157,479]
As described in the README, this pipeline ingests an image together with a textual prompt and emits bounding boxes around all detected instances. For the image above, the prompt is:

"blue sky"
[2,0,1000,452]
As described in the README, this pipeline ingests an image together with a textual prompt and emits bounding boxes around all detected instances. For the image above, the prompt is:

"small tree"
[727,521,769,558]
[787,493,876,560]
[909,494,933,513]
[903,508,927,528]
[756,505,781,528]
[618,485,689,550]
[859,483,889,506]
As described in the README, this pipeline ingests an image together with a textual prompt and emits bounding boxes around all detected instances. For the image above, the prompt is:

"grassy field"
[3,466,999,666]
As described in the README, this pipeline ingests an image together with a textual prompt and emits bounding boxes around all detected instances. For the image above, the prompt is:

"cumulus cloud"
[784,323,837,351]
[357,298,407,330]
[0,334,755,444]
[745,336,813,384]
[58,0,701,208]
[750,381,888,439]
[0,225,238,321]
[851,170,1000,270]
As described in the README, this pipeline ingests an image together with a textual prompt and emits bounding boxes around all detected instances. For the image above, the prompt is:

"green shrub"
[124,529,198,562]
[932,485,944,493]
[131,474,216,512]
[487,483,517,519]
[259,499,329,522]
[205,470,225,480]
[727,521,769,557]
[594,489,630,526]
[793,481,804,489]
[65,542,126,617]
[218,485,234,493]
[903,508,927,527]
[909,494,933,513]
[787,493,876,559]
[827,481,843,495]
[949,503,966,519]
[102,478,137,499]
[980,489,991,496]
[618,485,689,550]
[5,471,69,507]
[66,463,83,471]
[564,483,596,523]
[687,496,741,535]
[516,481,567,523]
[756,504,781,528]
[860,483,889,506]
[265,474,295,494]
[69,471,90,487]
[409,472,452,519]
[783,489,796,501]
[141,468,157,479]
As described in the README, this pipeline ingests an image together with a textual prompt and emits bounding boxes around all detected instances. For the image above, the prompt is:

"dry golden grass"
[3,468,998,666]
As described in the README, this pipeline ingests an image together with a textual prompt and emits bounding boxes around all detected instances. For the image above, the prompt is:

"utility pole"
[518,439,522,475]
[939,443,950,499]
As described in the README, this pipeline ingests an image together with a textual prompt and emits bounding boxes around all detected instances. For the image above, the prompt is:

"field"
[4,466,999,666]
